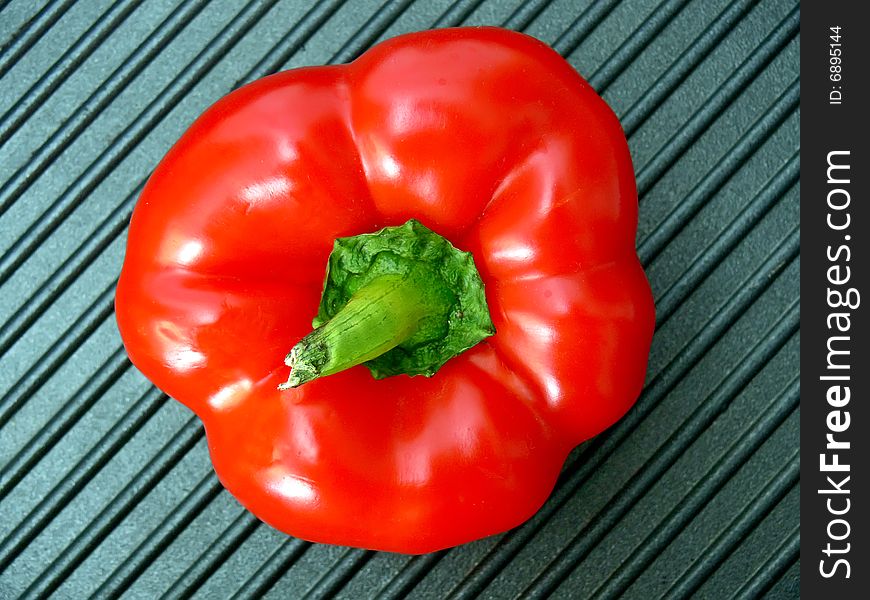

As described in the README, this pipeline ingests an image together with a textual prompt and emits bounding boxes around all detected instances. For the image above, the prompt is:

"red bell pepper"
[115,27,654,554]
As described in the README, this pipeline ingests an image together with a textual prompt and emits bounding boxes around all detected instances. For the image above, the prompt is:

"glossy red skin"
[115,27,654,554]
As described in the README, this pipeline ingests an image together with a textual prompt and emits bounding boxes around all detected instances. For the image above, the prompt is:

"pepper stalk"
[279,220,494,389]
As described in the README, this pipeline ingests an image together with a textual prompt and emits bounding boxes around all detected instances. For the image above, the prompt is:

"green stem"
[279,219,494,388]
[279,274,449,388]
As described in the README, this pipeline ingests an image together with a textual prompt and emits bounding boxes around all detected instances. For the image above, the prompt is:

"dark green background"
[0,0,799,597]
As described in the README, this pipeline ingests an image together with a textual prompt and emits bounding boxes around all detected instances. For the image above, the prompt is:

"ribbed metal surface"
[0,0,799,597]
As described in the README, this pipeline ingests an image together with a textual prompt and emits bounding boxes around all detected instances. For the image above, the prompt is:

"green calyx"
[279,219,495,389]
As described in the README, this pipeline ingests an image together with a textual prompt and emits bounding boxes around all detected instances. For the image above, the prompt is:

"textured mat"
[0,0,799,598]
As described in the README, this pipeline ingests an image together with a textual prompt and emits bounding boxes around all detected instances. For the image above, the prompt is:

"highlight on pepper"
[115,26,655,554]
